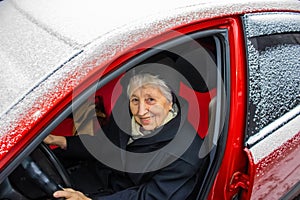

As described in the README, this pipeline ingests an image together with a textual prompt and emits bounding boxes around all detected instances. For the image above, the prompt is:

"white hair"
[127,73,172,103]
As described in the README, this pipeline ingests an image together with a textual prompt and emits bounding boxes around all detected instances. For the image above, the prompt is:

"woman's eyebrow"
[130,95,138,98]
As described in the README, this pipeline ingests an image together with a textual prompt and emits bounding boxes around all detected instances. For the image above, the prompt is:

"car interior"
[0,32,228,200]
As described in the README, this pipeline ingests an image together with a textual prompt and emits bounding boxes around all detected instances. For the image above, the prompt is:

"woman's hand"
[43,134,67,149]
[53,188,91,200]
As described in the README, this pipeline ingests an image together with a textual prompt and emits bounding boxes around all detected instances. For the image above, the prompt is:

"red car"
[0,0,299,199]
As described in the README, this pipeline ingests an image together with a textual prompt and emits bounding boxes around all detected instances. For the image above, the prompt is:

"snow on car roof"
[10,0,300,46]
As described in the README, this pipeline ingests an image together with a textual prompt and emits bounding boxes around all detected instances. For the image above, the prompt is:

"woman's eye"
[131,98,139,104]
[146,98,155,104]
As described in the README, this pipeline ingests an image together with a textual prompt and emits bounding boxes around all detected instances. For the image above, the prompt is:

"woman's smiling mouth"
[139,116,153,125]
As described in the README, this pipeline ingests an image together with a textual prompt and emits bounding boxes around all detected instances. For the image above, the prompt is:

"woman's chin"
[141,124,157,131]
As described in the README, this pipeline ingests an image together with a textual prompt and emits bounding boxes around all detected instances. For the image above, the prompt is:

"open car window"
[2,30,230,200]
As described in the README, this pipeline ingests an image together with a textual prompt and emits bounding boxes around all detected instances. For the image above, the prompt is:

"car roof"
[9,0,300,46]
[0,0,299,157]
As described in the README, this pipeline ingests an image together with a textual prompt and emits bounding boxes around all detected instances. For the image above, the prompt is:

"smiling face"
[129,85,173,131]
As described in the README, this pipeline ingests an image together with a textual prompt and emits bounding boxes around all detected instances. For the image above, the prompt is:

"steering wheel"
[7,143,72,199]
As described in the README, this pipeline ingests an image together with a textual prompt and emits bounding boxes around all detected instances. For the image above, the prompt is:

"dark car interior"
[0,32,228,200]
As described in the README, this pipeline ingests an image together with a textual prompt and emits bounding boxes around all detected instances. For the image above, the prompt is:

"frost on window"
[243,12,300,142]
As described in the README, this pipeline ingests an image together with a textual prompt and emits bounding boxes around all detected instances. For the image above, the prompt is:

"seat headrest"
[174,47,217,92]
[120,54,180,95]
[120,47,216,96]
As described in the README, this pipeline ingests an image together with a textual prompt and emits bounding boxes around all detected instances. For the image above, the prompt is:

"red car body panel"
[251,131,300,199]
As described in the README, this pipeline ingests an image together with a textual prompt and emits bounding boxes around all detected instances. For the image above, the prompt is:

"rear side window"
[243,12,300,146]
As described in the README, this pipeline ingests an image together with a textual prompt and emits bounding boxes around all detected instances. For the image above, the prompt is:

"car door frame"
[0,16,249,200]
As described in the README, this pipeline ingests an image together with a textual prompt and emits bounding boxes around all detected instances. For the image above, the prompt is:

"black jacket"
[62,98,208,200]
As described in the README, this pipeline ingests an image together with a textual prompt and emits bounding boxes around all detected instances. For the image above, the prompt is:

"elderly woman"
[46,73,207,200]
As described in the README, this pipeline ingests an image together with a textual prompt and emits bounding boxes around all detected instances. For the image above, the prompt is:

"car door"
[243,12,300,199]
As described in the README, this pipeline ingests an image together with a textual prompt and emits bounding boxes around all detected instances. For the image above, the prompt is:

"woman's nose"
[138,102,148,115]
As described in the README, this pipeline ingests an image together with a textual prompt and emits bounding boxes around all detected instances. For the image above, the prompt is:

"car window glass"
[243,12,300,146]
